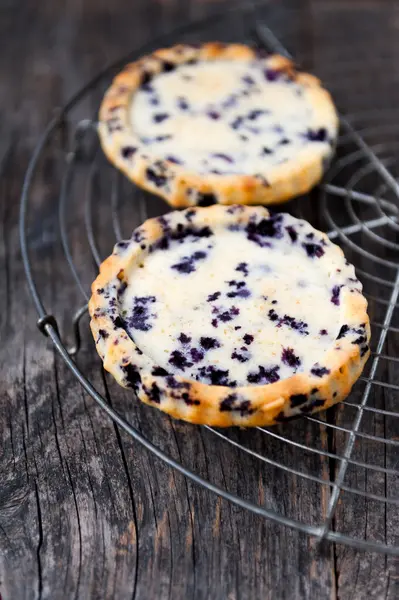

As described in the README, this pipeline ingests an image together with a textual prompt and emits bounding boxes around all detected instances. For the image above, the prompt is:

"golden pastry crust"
[89,205,370,427]
[98,43,338,208]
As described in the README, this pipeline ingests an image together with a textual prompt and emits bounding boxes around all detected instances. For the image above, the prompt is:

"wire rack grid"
[20,1,399,555]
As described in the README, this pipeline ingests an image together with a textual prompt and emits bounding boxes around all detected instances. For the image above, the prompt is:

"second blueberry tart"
[99,42,338,208]
[89,205,370,426]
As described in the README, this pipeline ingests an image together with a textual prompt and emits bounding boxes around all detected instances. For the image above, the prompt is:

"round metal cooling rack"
[20,2,399,555]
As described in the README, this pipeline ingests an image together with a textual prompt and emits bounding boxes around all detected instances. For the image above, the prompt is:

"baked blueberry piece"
[89,205,370,427]
[99,42,338,208]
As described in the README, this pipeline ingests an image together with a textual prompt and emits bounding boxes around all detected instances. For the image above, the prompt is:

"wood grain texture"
[0,1,397,599]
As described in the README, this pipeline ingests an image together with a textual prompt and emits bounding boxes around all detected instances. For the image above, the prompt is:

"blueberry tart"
[89,205,370,426]
[99,42,338,208]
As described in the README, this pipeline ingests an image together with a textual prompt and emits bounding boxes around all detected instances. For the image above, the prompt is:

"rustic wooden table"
[0,1,398,598]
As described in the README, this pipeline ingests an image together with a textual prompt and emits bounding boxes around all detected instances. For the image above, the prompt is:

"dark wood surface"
[0,1,398,598]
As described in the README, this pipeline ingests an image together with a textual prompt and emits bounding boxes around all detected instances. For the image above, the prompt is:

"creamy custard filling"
[130,60,332,176]
[119,213,359,387]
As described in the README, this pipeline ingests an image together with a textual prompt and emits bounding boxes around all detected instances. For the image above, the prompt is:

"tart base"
[98,43,338,208]
[89,205,370,427]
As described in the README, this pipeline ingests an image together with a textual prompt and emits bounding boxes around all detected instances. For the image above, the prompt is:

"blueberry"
[236,262,249,276]
[178,333,191,344]
[281,347,301,369]
[153,113,169,123]
[197,193,217,207]
[146,167,167,188]
[155,135,172,142]
[140,81,154,93]
[223,95,238,109]
[247,365,280,384]
[207,291,221,302]
[231,348,250,363]
[177,96,189,110]
[264,68,280,81]
[311,364,330,377]
[227,288,251,299]
[331,285,342,306]
[352,335,367,346]
[173,225,213,241]
[161,61,176,72]
[336,324,349,339]
[246,214,283,244]
[185,208,197,221]
[166,376,190,390]
[171,250,207,274]
[121,146,137,159]
[140,71,152,86]
[242,75,255,85]
[268,309,279,322]
[286,226,297,242]
[147,383,161,404]
[290,394,308,407]
[171,259,196,274]
[198,366,233,386]
[220,394,254,415]
[227,280,244,288]
[281,314,309,335]
[219,306,240,322]
[302,242,325,258]
[200,337,220,350]
[268,308,309,335]
[182,393,200,406]
[115,241,129,252]
[166,155,183,165]
[360,344,369,357]
[169,350,193,370]
[122,363,141,390]
[243,334,254,345]
[125,296,156,332]
[248,109,266,120]
[212,153,234,163]
[231,116,243,130]
[190,348,204,363]
[152,366,168,376]
[307,128,327,142]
